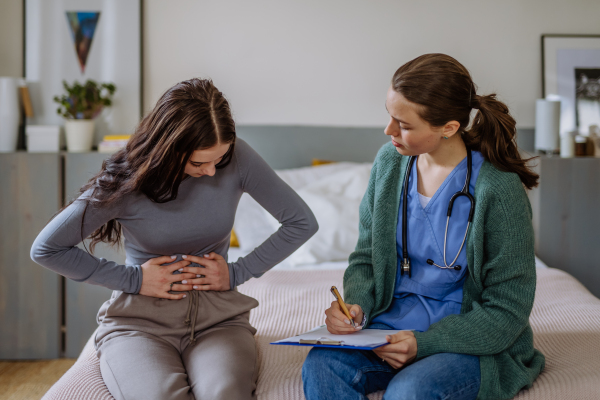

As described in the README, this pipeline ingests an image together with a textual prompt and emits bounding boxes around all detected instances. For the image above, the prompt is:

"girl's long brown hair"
[72,78,236,252]
[391,53,538,189]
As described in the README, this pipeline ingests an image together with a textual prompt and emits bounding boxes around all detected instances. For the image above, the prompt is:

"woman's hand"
[177,253,231,291]
[139,255,195,299]
[324,301,364,334]
[372,331,418,369]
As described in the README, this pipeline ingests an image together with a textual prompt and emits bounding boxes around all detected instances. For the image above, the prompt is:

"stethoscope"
[400,150,475,278]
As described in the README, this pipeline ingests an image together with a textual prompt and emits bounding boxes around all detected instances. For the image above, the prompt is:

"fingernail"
[182,255,188,259]
[178,268,183,272]
[193,285,199,289]
[183,294,187,298]
[182,280,187,284]
[196,274,201,277]
[204,254,210,258]
[344,319,350,325]
[171,255,176,259]
[351,311,356,317]
[355,326,362,330]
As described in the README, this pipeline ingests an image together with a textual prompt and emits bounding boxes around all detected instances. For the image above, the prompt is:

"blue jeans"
[302,327,480,400]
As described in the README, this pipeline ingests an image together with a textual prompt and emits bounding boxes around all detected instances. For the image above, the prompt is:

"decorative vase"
[65,119,95,152]
[0,77,21,152]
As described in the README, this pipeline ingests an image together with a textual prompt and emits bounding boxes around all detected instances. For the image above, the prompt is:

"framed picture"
[25,0,142,146]
[542,35,600,135]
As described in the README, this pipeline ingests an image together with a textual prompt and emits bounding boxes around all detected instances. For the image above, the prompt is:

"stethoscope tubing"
[401,150,475,277]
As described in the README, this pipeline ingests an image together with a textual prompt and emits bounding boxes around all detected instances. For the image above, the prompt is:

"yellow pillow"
[312,158,335,166]
[230,229,240,247]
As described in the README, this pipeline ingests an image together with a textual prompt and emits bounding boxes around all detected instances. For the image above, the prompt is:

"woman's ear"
[442,121,461,138]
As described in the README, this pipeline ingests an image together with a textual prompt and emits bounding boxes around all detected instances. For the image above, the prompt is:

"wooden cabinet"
[0,152,123,359]
[0,153,61,359]
[63,153,123,358]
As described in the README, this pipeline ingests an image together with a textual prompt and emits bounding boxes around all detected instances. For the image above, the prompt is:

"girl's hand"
[325,301,364,334]
[177,253,231,291]
[372,331,418,369]
[139,255,195,299]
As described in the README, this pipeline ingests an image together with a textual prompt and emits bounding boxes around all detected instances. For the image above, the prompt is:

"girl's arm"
[226,140,319,288]
[30,193,142,293]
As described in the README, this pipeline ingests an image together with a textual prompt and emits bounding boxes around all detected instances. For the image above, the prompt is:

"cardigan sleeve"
[413,180,537,359]
[343,158,378,320]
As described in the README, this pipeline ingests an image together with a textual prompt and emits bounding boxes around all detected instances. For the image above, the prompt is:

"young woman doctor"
[302,54,545,400]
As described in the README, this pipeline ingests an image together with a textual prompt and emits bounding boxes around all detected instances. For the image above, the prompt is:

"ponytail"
[464,94,539,189]
[392,53,539,190]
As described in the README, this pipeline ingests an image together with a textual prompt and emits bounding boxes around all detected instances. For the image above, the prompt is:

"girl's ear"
[442,120,461,138]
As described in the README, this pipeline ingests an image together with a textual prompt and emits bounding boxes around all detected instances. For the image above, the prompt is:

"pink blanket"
[43,268,600,400]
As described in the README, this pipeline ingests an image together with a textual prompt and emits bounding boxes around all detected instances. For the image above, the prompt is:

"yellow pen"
[330,286,356,328]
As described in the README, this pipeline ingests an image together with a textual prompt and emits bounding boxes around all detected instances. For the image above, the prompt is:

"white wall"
[0,0,23,77]
[145,0,600,128]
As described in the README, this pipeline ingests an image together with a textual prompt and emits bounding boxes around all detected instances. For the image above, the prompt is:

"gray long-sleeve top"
[30,139,318,293]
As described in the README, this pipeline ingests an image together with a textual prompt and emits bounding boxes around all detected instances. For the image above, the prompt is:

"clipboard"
[271,325,402,350]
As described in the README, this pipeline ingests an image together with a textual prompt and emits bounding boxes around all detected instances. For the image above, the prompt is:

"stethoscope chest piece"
[400,258,411,278]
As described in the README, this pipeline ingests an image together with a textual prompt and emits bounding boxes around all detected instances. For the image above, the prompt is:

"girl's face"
[384,87,454,156]
[184,142,231,177]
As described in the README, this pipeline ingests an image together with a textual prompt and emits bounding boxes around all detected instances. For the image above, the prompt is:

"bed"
[42,160,600,400]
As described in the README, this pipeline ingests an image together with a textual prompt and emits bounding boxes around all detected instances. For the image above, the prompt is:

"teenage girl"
[302,54,545,400]
[31,78,318,400]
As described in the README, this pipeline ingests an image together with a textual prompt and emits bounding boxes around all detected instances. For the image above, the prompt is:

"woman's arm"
[226,140,319,288]
[30,193,142,293]
[413,182,537,359]
[342,159,379,321]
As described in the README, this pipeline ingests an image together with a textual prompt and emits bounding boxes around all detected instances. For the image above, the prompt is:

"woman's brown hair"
[72,78,236,251]
[391,53,538,189]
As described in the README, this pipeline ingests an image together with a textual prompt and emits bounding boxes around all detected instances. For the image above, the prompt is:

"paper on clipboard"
[271,325,402,350]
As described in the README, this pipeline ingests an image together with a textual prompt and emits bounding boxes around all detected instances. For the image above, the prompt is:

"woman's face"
[384,87,448,156]
[184,142,231,178]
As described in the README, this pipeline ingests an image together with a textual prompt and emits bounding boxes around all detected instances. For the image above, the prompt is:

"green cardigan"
[343,143,545,400]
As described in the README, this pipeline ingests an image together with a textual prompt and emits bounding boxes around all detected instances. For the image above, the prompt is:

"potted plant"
[53,80,116,152]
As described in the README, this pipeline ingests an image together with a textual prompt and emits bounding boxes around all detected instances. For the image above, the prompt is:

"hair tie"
[471,94,480,110]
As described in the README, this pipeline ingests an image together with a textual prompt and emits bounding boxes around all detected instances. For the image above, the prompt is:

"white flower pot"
[65,119,95,152]
[0,77,21,152]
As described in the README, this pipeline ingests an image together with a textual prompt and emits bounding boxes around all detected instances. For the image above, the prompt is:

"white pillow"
[233,162,372,267]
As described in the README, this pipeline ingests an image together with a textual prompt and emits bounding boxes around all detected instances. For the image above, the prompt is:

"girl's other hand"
[177,253,231,291]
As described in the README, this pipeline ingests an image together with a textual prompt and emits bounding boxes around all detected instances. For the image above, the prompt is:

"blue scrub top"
[371,151,485,332]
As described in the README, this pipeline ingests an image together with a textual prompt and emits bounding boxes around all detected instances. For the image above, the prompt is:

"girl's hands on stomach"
[178,253,231,291]
[139,255,195,299]
[325,301,364,334]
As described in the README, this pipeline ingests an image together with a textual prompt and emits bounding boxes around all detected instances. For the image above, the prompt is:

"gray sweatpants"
[94,289,260,400]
